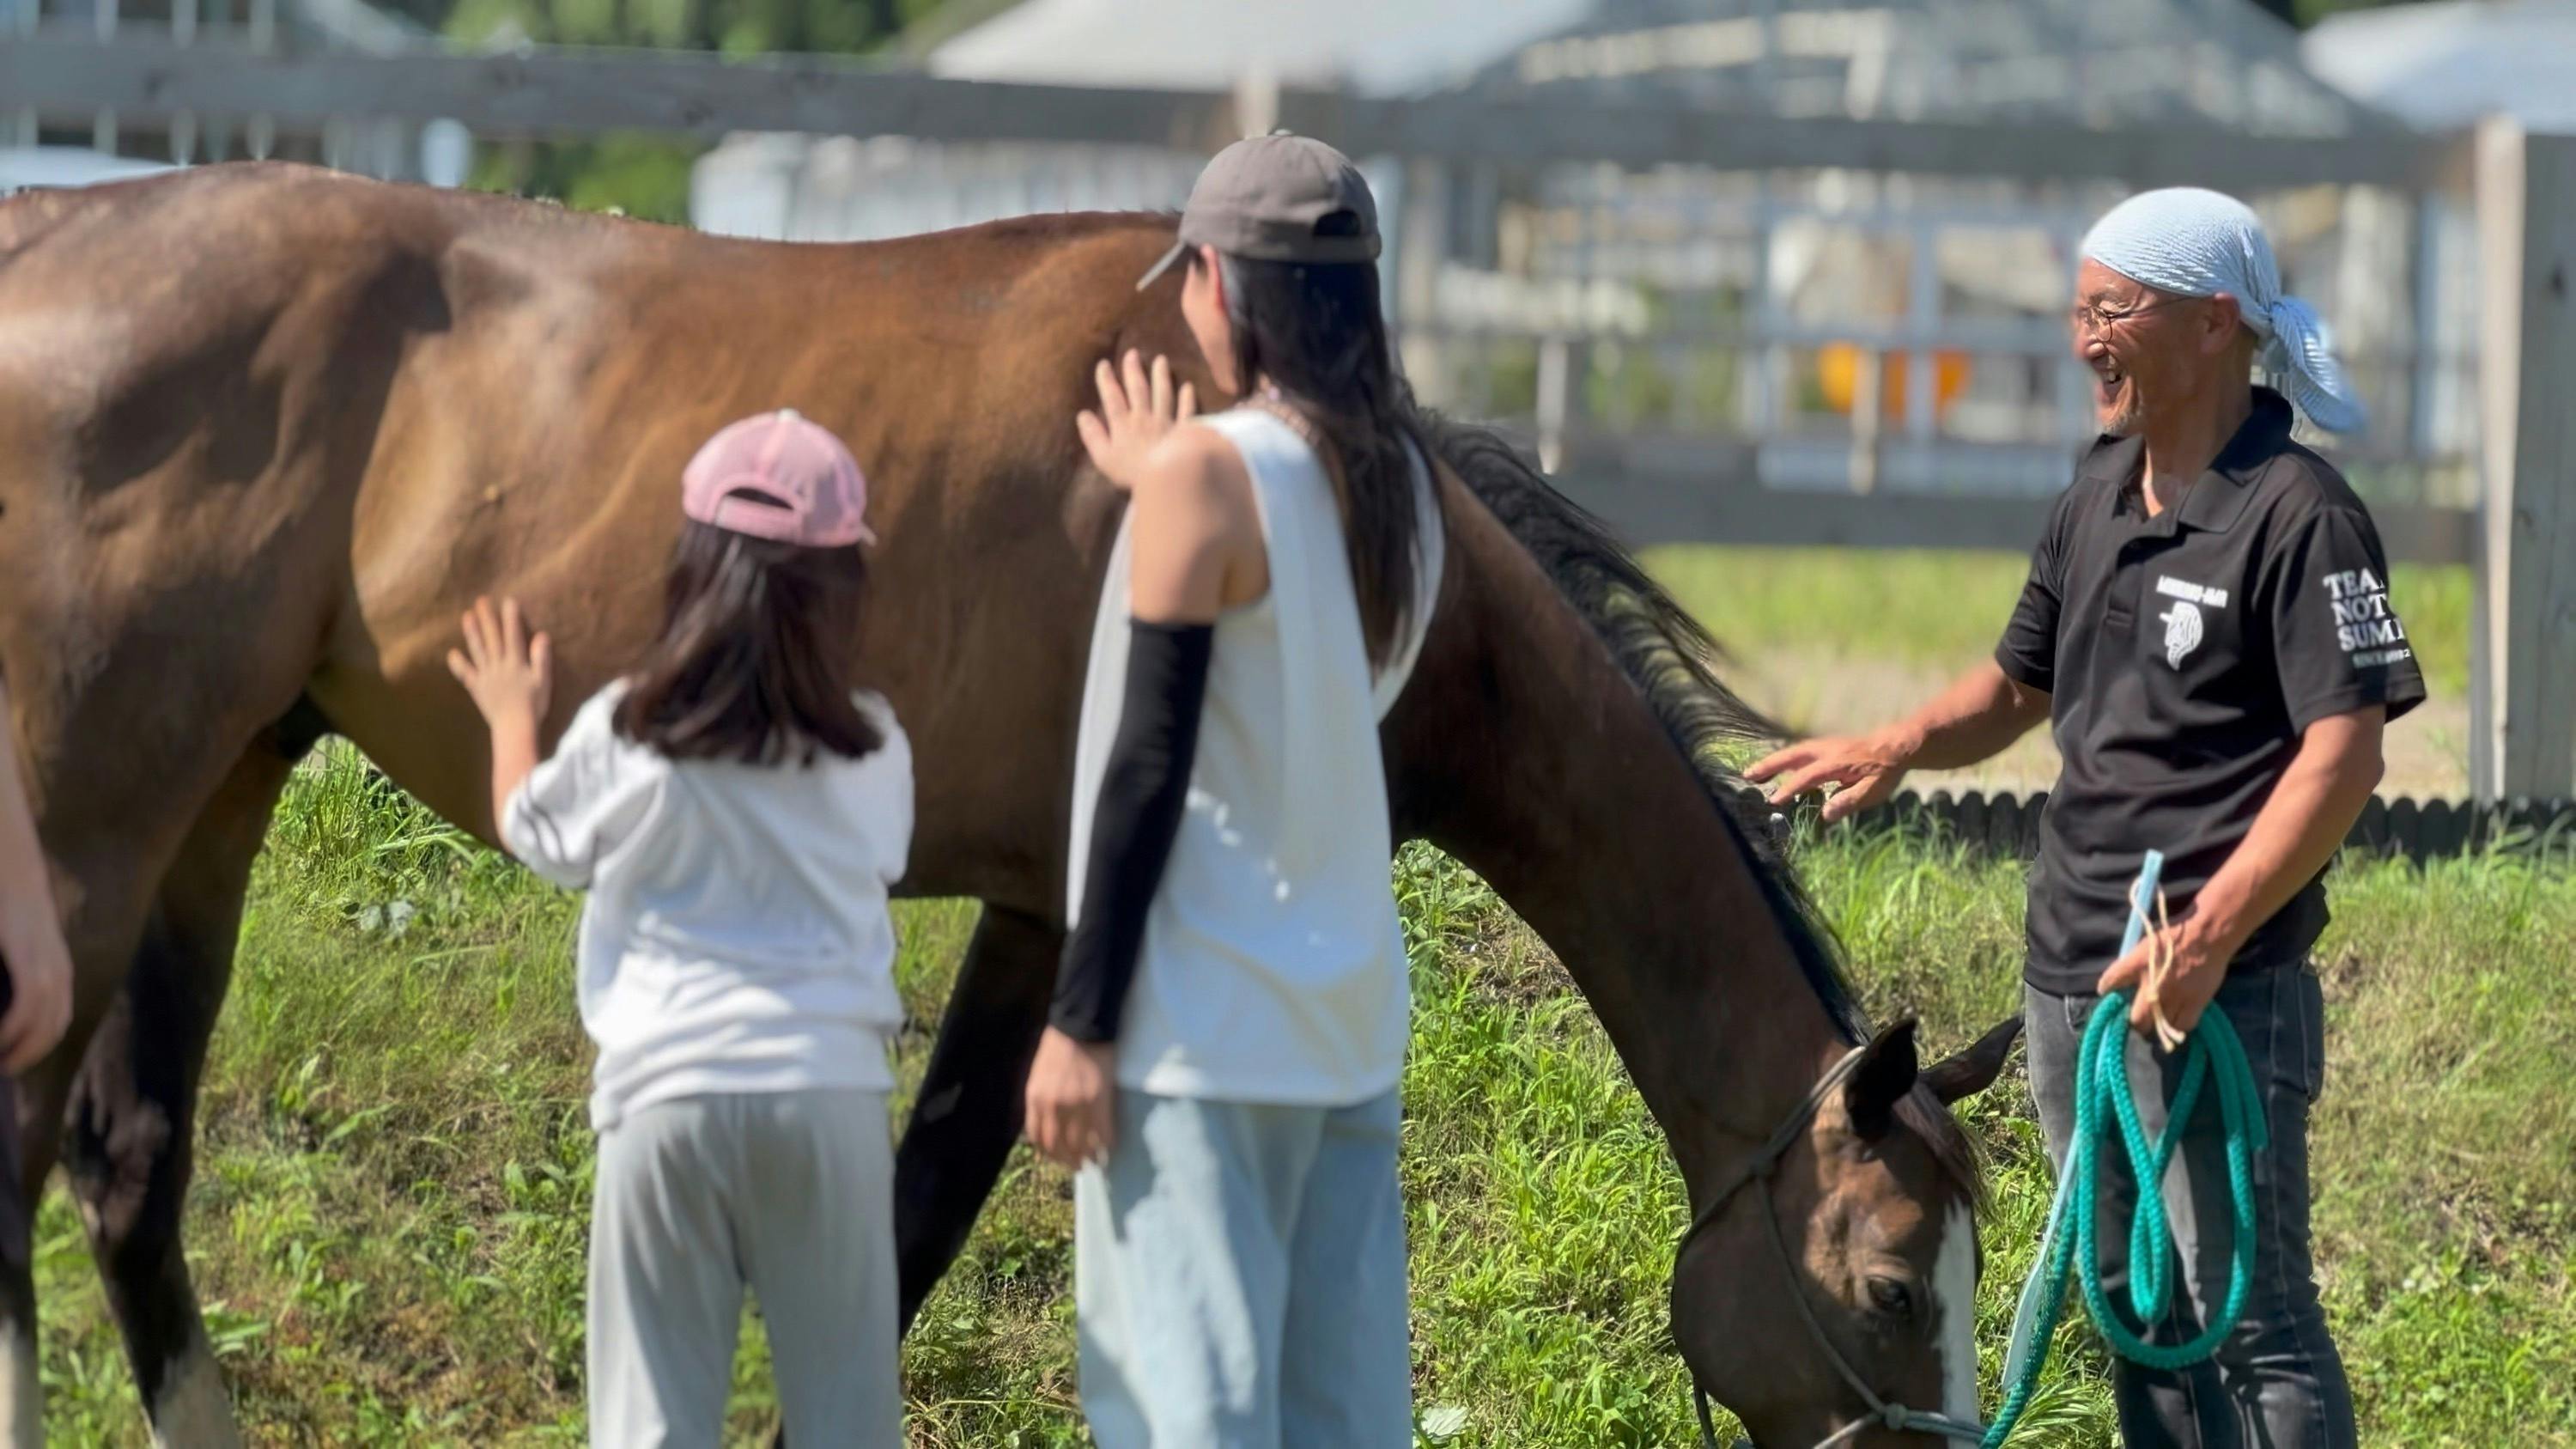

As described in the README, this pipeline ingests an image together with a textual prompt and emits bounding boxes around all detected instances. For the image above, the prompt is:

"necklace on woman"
[1245,383,1321,449]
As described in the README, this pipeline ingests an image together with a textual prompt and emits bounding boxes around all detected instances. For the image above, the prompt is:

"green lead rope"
[1978,849,2269,1447]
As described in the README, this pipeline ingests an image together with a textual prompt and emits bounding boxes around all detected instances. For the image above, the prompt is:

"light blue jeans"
[1074,1088,1413,1449]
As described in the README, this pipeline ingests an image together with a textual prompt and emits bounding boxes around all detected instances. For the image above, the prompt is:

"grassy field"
[24,550,2569,1446]
[1641,547,2474,699]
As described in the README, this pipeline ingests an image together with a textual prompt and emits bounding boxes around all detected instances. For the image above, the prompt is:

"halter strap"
[1677,1044,1987,1448]
[1679,1044,1874,1255]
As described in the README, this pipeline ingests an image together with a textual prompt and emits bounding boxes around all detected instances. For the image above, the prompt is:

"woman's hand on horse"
[1078,350,1198,490]
[1745,734,1909,824]
[1024,1026,1118,1170]
[0,903,75,1075]
[446,596,555,733]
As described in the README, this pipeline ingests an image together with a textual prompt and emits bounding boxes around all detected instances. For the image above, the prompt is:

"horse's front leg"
[64,746,295,1448]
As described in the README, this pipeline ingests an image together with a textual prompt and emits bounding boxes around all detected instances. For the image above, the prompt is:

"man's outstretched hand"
[1745,734,1913,824]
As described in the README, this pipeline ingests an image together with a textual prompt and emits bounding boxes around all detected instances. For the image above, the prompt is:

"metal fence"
[1734,785,2576,863]
[0,27,2569,797]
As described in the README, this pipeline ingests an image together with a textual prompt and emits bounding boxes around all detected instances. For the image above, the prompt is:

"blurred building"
[2304,0,2576,134]
[0,144,172,193]
[692,0,2465,502]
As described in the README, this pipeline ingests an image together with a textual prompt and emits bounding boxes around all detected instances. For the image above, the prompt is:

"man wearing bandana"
[1752,188,2424,1448]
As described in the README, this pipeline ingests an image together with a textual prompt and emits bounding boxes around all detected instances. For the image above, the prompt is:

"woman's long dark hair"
[613,521,883,766]
[1194,234,1425,670]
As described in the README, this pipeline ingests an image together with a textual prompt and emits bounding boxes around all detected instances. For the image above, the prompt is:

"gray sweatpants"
[587,1089,902,1449]
[1074,1087,1413,1449]
[2026,966,2357,1449]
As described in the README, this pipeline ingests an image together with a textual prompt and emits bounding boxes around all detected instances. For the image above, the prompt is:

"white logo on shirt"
[2322,568,2409,665]
[2159,600,2204,668]
[2155,575,2232,609]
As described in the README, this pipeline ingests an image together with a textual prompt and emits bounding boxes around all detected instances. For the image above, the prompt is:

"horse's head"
[1674,1015,2023,1448]
[1389,405,2038,1443]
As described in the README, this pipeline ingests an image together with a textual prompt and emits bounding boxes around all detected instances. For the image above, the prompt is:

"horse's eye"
[1867,1275,1915,1318]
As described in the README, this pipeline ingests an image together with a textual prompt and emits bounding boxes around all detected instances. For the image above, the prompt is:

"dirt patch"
[1734,648,2470,801]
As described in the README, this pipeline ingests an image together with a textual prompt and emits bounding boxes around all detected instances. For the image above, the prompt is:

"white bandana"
[2079,187,2367,435]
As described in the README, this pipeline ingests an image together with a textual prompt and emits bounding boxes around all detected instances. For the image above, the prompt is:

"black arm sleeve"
[1050,621,1216,1044]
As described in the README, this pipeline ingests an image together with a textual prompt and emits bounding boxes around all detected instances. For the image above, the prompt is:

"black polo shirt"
[1997,389,2427,994]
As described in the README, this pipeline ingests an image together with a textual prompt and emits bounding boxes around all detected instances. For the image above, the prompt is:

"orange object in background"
[1817,343,1973,421]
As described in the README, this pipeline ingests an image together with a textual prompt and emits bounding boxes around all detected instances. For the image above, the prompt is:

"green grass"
[26,746,2573,1445]
[1644,546,2475,698]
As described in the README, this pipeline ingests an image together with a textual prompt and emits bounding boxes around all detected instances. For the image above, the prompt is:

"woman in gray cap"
[1022,132,1444,1448]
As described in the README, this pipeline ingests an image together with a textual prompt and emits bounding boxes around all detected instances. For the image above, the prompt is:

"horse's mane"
[1410,409,1860,1029]
[1411,405,1986,1205]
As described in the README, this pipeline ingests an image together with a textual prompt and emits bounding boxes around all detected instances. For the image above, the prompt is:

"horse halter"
[1676,1044,1987,1449]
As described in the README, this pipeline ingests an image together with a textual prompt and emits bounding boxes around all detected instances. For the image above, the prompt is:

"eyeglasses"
[2068,295,2188,335]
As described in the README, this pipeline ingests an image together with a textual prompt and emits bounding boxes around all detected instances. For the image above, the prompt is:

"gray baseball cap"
[1137,131,1382,290]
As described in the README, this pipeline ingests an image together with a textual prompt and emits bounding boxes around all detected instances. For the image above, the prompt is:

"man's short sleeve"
[1996,492,2070,693]
[2264,506,2429,733]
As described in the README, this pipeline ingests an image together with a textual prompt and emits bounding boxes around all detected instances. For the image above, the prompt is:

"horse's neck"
[1391,511,1851,1189]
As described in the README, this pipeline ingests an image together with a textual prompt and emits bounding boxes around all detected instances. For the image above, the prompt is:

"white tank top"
[1067,407,1444,1105]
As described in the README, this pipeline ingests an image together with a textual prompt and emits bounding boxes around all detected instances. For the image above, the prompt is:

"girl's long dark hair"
[1195,234,1425,669]
[613,521,883,766]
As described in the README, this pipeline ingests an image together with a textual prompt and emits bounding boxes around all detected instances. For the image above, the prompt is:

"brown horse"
[0,161,2016,1446]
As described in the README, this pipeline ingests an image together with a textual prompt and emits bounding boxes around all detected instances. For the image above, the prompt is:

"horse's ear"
[1842,1017,1920,1142]
[1923,1016,2024,1106]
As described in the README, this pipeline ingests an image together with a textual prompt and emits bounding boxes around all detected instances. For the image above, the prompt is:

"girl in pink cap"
[449,409,909,1448]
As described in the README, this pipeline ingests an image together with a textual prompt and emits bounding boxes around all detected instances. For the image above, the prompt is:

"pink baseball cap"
[680,409,877,548]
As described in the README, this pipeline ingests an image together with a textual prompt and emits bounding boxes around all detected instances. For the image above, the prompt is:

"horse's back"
[0,161,1178,514]
[3,162,1194,909]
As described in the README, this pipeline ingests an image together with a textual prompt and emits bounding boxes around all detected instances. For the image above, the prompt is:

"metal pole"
[93,0,116,157]
[1537,336,1571,474]
[1851,348,1883,495]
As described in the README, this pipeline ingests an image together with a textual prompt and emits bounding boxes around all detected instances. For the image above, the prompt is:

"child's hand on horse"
[447,596,555,732]
[1077,350,1197,490]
